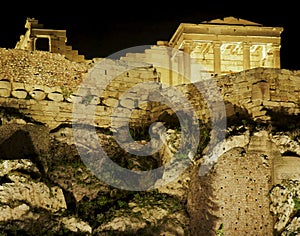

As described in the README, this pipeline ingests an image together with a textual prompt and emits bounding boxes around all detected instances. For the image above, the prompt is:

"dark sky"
[1,3,299,70]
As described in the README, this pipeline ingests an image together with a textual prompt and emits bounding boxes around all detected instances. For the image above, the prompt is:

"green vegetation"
[81,94,94,105]
[293,198,300,211]
[216,223,224,236]
[60,86,73,100]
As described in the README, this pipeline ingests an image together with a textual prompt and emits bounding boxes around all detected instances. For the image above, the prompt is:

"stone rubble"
[0,48,90,88]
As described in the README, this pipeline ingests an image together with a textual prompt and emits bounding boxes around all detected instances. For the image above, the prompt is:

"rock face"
[1,48,300,235]
[270,180,300,235]
[1,106,300,235]
[0,115,191,235]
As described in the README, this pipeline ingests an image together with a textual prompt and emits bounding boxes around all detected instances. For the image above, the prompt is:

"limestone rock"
[270,180,300,233]
[61,217,92,234]
[0,160,67,213]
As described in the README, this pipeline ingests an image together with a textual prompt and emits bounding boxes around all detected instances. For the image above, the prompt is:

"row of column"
[180,41,281,77]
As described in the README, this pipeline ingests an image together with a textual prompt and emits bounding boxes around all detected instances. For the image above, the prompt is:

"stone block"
[47,92,64,102]
[0,89,11,98]
[30,90,46,100]
[66,95,82,103]
[273,156,300,185]
[25,84,45,92]
[11,82,25,90]
[119,98,135,109]
[102,97,118,107]
[11,90,28,99]
[0,80,11,90]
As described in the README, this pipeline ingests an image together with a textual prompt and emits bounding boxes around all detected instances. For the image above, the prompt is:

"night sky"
[1,3,299,70]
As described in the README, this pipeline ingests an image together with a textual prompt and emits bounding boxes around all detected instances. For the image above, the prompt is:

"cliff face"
[1,48,300,235]
[1,110,300,235]
[0,113,191,235]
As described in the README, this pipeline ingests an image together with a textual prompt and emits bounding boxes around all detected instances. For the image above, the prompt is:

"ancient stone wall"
[187,129,285,235]
[1,66,300,130]
[153,67,300,124]
[0,59,158,130]
[2,51,300,235]
[15,18,85,62]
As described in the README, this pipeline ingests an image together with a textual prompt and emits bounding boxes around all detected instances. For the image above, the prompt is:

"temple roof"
[202,16,263,26]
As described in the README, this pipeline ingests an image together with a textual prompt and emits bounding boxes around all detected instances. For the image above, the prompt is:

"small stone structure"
[15,18,85,62]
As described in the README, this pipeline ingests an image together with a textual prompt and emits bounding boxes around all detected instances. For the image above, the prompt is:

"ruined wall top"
[15,18,85,62]
[24,18,44,29]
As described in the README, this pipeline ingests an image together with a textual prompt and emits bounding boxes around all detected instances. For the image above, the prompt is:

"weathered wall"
[187,130,283,235]
[1,66,300,130]
[1,52,300,235]
[153,67,300,124]
[0,58,159,130]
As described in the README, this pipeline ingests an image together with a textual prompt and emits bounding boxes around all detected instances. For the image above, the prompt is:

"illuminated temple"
[15,16,284,86]
[121,16,284,85]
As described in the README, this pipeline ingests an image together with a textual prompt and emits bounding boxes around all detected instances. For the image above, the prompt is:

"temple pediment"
[203,16,263,26]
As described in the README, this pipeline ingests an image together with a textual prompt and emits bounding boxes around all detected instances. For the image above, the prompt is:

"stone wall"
[187,129,284,235]
[1,65,300,130]
[0,58,159,130]
[2,52,300,235]
[153,67,300,125]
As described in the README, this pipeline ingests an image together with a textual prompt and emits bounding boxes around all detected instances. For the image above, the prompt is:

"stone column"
[183,42,192,82]
[27,38,34,51]
[177,51,184,85]
[213,41,221,75]
[243,42,251,70]
[33,37,37,51]
[272,43,281,68]
[167,48,174,86]
[48,36,52,52]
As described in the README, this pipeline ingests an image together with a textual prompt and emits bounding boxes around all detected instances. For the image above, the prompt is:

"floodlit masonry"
[15,18,85,62]
[0,66,299,131]
[1,16,299,235]
[1,63,300,235]
[14,16,283,86]
[120,16,283,86]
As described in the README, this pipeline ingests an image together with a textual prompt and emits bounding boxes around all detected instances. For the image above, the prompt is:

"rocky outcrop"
[270,179,300,235]
[1,105,300,235]
[0,112,191,235]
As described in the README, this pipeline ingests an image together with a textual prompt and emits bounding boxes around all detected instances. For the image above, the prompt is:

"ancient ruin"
[121,16,284,85]
[15,18,85,62]
[0,16,299,235]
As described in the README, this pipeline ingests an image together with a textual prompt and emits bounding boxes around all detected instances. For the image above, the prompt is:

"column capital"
[182,41,193,54]
[272,43,281,68]
[213,41,222,48]
[242,41,251,48]
[182,41,192,47]
[272,43,281,49]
